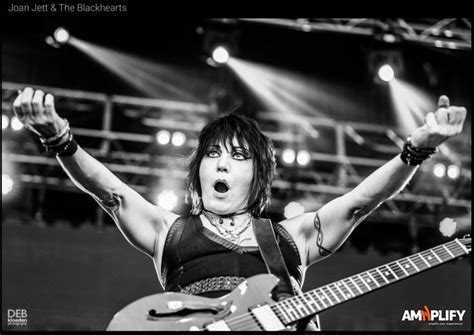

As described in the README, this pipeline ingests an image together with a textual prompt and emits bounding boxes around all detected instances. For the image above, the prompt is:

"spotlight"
[282,148,296,164]
[10,116,24,131]
[2,115,9,130]
[443,29,453,38]
[156,130,171,145]
[377,64,395,82]
[447,165,460,179]
[171,131,186,147]
[433,163,446,178]
[157,189,178,210]
[212,46,230,64]
[284,201,305,219]
[296,150,311,166]
[53,27,70,45]
[382,33,397,43]
[439,217,456,237]
[2,174,14,196]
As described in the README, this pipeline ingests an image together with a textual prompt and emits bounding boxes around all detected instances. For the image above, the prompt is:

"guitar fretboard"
[271,238,470,325]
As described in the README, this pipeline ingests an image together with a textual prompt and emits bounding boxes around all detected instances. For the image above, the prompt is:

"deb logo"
[7,309,28,326]
[402,305,465,324]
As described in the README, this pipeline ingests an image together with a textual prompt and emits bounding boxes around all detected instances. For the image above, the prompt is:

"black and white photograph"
[1,3,471,332]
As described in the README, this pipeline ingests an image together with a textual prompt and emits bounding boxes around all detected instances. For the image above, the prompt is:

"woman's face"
[199,137,254,215]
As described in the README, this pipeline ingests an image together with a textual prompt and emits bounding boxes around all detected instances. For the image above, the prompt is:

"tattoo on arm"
[313,212,332,257]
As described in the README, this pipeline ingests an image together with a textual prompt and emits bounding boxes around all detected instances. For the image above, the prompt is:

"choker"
[202,209,252,244]
[202,209,250,226]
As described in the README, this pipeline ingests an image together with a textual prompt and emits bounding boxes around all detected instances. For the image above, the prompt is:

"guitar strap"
[253,218,321,331]
[252,218,294,299]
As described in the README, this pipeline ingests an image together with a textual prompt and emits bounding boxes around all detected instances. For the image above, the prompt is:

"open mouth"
[213,180,230,193]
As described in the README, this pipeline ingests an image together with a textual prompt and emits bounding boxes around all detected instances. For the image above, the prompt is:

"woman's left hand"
[410,95,467,148]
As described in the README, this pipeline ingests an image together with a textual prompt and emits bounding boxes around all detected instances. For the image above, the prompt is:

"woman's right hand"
[13,87,67,140]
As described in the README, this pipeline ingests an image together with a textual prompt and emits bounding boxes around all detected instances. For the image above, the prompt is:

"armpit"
[96,193,121,215]
[352,204,378,225]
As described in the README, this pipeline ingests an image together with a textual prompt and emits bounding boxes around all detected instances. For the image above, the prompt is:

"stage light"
[377,64,395,82]
[382,33,397,43]
[433,163,446,178]
[212,46,230,64]
[157,189,178,210]
[2,174,14,196]
[301,24,312,32]
[2,115,9,130]
[282,148,296,164]
[284,201,305,219]
[439,217,456,237]
[447,165,460,179]
[156,130,171,145]
[296,150,311,166]
[443,29,453,38]
[447,42,456,49]
[10,116,24,131]
[171,131,186,147]
[54,27,70,44]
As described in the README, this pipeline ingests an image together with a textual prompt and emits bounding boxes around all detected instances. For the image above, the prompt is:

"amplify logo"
[7,309,28,326]
[402,305,465,325]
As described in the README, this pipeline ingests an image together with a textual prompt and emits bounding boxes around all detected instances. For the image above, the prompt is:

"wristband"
[400,136,437,166]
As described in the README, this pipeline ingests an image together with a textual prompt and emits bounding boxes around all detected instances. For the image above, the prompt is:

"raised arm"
[13,87,178,257]
[281,95,467,267]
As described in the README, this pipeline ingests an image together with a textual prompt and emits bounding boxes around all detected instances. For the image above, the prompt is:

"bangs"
[200,117,253,156]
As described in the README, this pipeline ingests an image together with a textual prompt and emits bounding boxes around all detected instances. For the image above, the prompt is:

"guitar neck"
[271,238,470,325]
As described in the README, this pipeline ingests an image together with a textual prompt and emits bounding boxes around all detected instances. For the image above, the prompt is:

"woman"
[13,87,466,330]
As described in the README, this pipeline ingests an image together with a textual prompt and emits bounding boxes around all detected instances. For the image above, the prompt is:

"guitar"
[106,235,471,331]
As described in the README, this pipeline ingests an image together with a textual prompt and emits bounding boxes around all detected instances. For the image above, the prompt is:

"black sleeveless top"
[160,215,304,298]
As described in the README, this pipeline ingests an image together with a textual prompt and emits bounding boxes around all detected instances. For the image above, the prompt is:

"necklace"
[202,210,252,244]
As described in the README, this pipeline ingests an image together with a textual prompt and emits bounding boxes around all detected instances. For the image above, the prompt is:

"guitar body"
[106,274,282,331]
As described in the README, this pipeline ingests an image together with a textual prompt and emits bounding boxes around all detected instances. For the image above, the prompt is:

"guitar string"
[224,308,284,329]
[225,309,291,331]
[223,292,319,330]
[225,243,453,329]
[222,300,304,330]
[207,240,466,330]
[218,243,462,330]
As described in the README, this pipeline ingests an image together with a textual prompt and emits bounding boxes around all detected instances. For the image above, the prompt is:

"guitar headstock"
[459,234,471,253]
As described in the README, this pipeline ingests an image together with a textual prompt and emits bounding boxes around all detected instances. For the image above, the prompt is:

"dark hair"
[186,112,276,217]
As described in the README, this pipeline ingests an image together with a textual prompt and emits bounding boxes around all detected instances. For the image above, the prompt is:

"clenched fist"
[410,95,467,148]
[13,87,67,140]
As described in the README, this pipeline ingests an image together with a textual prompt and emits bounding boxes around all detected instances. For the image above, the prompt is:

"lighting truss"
[236,18,471,51]
[2,82,471,227]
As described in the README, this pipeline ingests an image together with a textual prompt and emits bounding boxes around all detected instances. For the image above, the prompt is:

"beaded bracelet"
[400,136,438,166]
[42,130,79,157]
